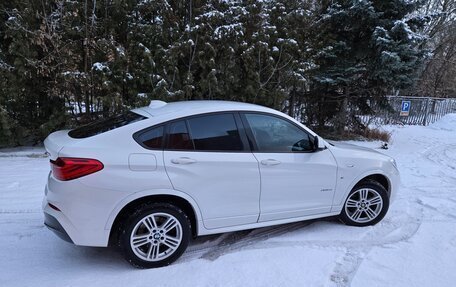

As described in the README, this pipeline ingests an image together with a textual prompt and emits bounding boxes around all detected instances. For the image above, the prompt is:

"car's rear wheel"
[119,202,191,268]
[339,181,389,227]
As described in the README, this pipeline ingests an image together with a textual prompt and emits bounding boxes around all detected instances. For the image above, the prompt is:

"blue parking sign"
[400,100,411,116]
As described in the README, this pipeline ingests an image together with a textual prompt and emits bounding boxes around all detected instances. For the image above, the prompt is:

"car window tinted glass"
[245,113,311,152]
[69,112,146,139]
[167,121,194,150]
[187,114,243,151]
[137,126,164,149]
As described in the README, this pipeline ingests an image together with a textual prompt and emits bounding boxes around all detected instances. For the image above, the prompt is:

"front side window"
[187,114,244,151]
[244,113,312,152]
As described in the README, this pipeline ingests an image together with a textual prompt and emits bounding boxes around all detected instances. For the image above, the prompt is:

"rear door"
[241,113,338,222]
[163,113,261,229]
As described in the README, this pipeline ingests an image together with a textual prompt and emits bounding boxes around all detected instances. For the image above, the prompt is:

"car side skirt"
[196,211,341,236]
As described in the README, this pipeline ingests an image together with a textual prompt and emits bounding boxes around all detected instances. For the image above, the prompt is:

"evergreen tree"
[0,0,430,147]
[309,0,427,131]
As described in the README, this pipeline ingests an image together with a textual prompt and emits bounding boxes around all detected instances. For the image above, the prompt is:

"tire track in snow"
[200,221,314,261]
[0,209,41,214]
[180,220,314,262]
[179,208,423,280]
[327,211,423,287]
[0,153,47,158]
[423,144,456,182]
[416,198,456,220]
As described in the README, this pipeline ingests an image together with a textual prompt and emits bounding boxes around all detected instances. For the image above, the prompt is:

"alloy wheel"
[344,188,384,223]
[130,212,183,262]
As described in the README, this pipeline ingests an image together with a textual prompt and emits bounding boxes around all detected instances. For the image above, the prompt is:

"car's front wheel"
[119,202,191,268]
[339,181,389,227]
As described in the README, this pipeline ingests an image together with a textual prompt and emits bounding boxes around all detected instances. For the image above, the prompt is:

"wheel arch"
[107,191,201,246]
[341,170,392,204]
[331,169,397,214]
[355,173,390,196]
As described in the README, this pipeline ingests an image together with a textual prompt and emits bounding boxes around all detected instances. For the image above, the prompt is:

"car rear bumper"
[42,196,112,247]
[44,212,73,244]
[42,174,116,247]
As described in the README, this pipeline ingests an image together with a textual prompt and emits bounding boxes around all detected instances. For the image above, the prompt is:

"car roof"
[133,100,277,118]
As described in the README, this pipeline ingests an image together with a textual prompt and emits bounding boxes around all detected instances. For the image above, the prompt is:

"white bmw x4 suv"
[43,100,399,268]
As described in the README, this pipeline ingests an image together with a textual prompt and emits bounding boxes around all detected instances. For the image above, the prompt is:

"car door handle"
[260,159,281,166]
[171,157,197,165]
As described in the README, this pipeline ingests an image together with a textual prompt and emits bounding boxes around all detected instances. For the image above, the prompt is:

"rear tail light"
[50,157,104,181]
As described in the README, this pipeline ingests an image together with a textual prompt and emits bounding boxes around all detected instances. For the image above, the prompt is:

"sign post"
[400,100,411,116]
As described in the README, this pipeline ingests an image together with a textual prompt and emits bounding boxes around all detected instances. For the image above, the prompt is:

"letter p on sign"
[400,101,411,116]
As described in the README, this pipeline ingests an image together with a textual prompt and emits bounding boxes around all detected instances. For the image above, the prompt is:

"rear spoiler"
[43,130,74,160]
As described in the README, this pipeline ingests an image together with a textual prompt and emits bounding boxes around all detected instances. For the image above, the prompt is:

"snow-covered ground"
[1,115,456,287]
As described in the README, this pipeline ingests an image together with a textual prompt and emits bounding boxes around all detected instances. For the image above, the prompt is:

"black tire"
[119,202,191,268]
[339,181,389,227]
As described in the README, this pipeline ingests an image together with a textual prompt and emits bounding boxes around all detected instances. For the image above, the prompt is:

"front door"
[241,113,337,222]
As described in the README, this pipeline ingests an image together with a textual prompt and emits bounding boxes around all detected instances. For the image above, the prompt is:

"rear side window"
[187,114,243,151]
[69,112,146,139]
[167,121,194,150]
[136,126,164,149]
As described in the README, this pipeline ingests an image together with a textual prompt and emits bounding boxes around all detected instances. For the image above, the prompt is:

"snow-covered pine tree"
[310,0,427,132]
[0,0,431,146]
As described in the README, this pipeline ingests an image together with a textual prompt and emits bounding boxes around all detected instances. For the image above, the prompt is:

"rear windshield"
[68,111,146,139]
